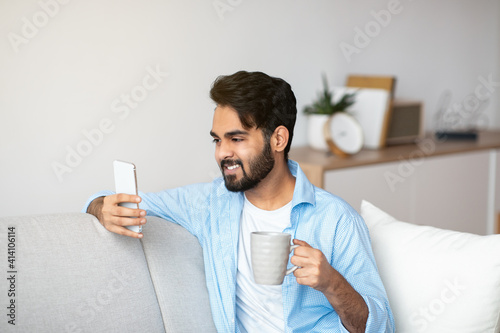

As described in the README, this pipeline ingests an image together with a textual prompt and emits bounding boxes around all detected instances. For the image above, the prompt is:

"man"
[84,71,394,332]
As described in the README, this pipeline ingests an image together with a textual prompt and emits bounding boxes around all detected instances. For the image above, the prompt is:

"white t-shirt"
[235,195,293,333]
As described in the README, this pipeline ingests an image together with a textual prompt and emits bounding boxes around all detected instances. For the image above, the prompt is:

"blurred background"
[0,0,499,216]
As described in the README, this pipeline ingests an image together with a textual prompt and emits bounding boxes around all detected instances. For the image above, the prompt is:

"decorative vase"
[307,114,330,151]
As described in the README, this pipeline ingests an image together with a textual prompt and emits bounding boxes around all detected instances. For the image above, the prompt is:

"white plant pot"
[307,114,330,151]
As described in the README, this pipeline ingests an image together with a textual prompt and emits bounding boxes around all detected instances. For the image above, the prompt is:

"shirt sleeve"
[332,208,395,332]
[136,182,213,237]
[81,183,212,238]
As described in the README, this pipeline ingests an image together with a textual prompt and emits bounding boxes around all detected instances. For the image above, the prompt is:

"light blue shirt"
[83,160,394,332]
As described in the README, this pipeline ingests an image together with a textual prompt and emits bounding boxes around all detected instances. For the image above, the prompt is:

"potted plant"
[303,75,357,151]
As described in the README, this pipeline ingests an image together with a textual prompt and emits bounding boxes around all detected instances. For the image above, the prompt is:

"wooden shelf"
[290,130,500,188]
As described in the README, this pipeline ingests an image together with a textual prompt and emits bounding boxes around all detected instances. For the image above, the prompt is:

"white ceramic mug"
[251,232,299,285]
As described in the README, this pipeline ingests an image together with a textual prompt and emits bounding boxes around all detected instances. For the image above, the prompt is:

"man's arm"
[86,194,147,239]
[291,239,368,333]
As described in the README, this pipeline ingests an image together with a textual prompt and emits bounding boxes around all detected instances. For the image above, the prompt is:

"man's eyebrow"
[210,130,249,138]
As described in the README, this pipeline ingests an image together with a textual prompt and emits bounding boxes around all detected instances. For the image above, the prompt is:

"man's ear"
[272,126,290,153]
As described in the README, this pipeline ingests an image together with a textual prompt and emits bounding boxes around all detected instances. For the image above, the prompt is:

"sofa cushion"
[140,217,217,332]
[0,213,164,333]
[360,200,500,333]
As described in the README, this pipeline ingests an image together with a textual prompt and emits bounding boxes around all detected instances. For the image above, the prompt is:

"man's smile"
[221,160,243,176]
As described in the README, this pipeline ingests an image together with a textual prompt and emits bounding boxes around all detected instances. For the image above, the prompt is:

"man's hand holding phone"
[88,194,146,238]
[87,160,146,238]
[87,194,147,238]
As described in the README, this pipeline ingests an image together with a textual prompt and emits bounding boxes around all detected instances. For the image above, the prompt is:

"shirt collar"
[288,159,316,208]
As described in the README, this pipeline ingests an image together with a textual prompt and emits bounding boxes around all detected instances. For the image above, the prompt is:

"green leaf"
[302,75,358,115]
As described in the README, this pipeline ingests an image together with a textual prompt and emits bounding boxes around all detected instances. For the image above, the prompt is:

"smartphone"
[113,160,142,233]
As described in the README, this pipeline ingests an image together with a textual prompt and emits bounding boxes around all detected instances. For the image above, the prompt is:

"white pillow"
[360,200,500,333]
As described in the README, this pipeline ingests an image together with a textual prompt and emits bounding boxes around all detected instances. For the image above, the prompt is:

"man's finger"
[107,224,143,239]
[293,239,311,247]
[112,216,147,227]
[112,193,142,205]
[291,255,311,268]
[113,206,146,218]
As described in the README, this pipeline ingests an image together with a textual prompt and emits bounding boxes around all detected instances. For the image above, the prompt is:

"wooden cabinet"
[290,131,500,235]
[323,160,414,225]
[413,151,490,234]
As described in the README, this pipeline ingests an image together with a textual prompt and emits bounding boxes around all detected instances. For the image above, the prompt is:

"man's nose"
[216,140,234,161]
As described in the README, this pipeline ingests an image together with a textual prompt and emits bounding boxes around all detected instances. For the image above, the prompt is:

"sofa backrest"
[140,216,216,332]
[0,213,215,333]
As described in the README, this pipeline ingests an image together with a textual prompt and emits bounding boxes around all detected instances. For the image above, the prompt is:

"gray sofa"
[2,202,500,332]
[0,213,216,333]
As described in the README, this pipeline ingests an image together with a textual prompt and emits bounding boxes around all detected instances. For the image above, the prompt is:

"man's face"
[210,105,275,192]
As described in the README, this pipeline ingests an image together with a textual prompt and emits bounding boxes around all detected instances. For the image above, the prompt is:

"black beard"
[221,141,275,192]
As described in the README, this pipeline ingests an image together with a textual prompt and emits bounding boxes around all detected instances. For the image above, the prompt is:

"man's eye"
[232,138,243,142]
[212,138,220,144]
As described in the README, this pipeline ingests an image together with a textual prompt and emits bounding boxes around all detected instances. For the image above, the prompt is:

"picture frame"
[345,75,397,149]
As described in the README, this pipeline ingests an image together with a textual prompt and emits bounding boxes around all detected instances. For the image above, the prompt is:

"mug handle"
[285,244,300,275]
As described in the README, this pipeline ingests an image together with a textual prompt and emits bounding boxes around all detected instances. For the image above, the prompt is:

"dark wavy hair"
[209,71,297,160]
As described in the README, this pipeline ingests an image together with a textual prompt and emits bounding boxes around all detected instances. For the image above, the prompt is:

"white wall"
[1,0,499,216]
